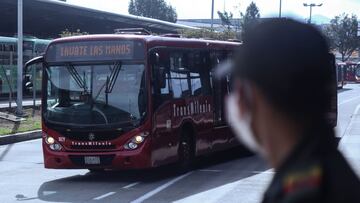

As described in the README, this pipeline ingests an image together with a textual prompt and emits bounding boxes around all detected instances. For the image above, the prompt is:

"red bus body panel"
[343,62,360,83]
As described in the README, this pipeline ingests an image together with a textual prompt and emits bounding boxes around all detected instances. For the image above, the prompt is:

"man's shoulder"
[321,149,360,201]
[269,150,360,203]
[279,161,323,202]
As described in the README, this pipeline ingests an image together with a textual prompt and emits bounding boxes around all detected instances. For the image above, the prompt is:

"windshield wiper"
[105,62,122,105]
[66,64,87,91]
[106,62,122,93]
[93,62,122,105]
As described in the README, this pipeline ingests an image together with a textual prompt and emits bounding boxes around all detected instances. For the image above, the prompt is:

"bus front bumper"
[42,142,152,170]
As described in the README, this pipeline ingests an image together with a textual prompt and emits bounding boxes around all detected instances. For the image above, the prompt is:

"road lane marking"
[93,192,116,200]
[122,182,140,189]
[0,144,13,161]
[339,96,360,106]
[198,169,222,172]
[339,103,360,145]
[130,172,192,203]
[42,191,57,196]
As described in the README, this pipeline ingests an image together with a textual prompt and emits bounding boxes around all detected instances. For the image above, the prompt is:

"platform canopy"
[0,0,194,39]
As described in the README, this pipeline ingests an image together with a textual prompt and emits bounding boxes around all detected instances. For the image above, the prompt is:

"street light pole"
[279,0,282,18]
[17,0,23,115]
[303,3,323,24]
[211,0,215,30]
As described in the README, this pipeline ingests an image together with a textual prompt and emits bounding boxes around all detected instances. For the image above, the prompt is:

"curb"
[0,130,42,145]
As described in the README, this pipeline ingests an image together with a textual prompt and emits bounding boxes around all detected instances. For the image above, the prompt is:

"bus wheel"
[178,129,194,172]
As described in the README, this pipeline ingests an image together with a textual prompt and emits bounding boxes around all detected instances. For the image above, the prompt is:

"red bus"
[25,33,339,171]
[343,61,360,83]
[25,34,241,170]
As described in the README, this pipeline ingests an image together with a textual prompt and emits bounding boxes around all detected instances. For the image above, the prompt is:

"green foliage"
[128,0,178,23]
[179,28,237,41]
[0,108,41,136]
[217,11,234,31]
[240,1,260,39]
[323,13,359,62]
[59,29,89,38]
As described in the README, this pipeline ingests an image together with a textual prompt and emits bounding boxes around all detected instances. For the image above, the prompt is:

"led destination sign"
[46,40,145,62]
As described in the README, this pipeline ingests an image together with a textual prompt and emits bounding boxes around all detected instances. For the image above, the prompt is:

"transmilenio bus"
[26,32,242,171]
[25,32,338,171]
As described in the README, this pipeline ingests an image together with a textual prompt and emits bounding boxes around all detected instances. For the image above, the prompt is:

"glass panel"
[44,63,146,126]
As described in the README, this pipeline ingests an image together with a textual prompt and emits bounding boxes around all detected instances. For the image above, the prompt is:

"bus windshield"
[44,62,147,127]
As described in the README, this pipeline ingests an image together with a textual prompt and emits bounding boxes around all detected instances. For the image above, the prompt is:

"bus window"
[170,52,191,98]
[170,50,212,98]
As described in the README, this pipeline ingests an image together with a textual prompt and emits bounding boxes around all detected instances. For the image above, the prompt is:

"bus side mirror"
[24,55,44,74]
[24,56,44,92]
[23,75,33,93]
[25,81,33,88]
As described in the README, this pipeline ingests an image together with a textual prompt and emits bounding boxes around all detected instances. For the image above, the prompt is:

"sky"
[66,0,360,21]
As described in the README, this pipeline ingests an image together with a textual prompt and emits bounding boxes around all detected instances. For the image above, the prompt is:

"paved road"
[0,84,359,203]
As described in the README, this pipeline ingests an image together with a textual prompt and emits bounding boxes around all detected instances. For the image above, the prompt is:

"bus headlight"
[44,134,63,151]
[46,136,55,145]
[128,142,138,150]
[134,135,144,144]
[49,143,62,151]
[124,131,149,150]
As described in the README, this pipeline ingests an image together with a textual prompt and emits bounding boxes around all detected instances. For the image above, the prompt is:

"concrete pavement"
[339,103,360,177]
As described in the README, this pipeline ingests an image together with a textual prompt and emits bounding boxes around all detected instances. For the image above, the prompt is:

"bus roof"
[48,34,241,49]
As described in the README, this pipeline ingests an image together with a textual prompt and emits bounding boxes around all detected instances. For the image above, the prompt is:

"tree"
[179,28,236,41]
[240,2,260,39]
[128,0,177,23]
[324,13,359,62]
[217,11,233,31]
[59,29,89,38]
[128,0,136,14]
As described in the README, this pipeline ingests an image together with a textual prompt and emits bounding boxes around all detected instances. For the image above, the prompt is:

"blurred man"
[222,19,360,202]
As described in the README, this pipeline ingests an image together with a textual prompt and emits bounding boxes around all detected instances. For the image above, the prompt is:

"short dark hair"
[233,19,332,122]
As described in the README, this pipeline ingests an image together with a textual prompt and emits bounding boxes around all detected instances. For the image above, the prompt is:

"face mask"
[225,93,265,155]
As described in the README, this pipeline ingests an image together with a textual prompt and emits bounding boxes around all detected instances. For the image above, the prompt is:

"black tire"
[177,128,195,172]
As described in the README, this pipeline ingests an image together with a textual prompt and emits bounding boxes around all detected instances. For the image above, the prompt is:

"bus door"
[150,49,178,165]
[210,51,234,151]
[166,49,213,156]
